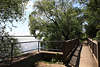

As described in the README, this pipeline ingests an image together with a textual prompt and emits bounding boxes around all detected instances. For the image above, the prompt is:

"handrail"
[87,39,98,58]
[0,38,79,65]
[87,38,98,66]
[0,36,34,37]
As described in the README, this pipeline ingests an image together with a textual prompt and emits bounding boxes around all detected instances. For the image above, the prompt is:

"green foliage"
[0,0,29,35]
[0,0,28,22]
[29,0,83,50]
[29,0,83,41]
[96,25,100,30]
[0,0,29,44]
[0,33,21,58]
[85,22,99,38]
[80,0,100,38]
[96,30,100,40]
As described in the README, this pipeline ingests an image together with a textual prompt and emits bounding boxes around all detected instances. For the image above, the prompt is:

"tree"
[0,33,21,62]
[0,0,28,22]
[85,22,99,38]
[29,0,83,50]
[96,25,100,39]
[0,0,29,35]
[0,0,28,60]
[29,0,82,41]
[79,0,100,38]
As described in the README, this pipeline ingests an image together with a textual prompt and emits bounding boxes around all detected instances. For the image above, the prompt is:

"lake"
[15,37,40,52]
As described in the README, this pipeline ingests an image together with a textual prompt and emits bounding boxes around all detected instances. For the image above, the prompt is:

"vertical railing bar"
[10,42,14,65]
[38,41,40,52]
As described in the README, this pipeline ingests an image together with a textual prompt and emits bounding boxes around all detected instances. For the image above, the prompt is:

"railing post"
[38,41,40,52]
[10,40,14,64]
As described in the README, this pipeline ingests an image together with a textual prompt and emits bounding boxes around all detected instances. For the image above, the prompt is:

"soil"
[35,61,66,67]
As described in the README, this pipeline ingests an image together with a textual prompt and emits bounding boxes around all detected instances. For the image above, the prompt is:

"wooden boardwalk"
[0,40,98,67]
[79,44,97,67]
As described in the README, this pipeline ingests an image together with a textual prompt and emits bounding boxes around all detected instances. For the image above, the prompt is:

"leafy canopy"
[0,0,29,35]
[0,0,28,22]
[29,0,83,41]
[81,0,100,38]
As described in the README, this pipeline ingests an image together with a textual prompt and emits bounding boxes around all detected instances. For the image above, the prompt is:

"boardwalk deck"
[79,44,97,67]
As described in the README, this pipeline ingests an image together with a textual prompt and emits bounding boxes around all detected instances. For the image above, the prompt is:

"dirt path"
[35,62,66,67]
[79,44,97,67]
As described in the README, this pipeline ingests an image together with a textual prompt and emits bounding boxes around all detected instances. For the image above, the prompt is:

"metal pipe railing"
[0,36,79,65]
[0,40,65,64]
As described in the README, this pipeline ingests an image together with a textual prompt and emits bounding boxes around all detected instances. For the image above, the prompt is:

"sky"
[7,0,85,36]
[7,0,35,36]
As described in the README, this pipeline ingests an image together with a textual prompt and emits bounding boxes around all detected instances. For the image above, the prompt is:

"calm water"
[0,37,39,62]
[16,37,39,52]
[20,42,38,51]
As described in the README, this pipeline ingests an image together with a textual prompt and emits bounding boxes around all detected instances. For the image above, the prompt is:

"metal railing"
[0,36,80,66]
[87,39,98,59]
[87,39,100,67]
[0,36,65,64]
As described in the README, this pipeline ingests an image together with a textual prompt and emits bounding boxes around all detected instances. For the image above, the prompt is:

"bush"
[96,31,100,40]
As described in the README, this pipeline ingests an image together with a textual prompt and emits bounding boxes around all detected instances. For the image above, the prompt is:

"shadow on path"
[9,54,41,67]
[67,44,83,67]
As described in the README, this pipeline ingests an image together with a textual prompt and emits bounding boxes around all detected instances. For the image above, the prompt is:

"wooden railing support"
[38,41,40,52]
[62,39,80,66]
[87,39,100,67]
